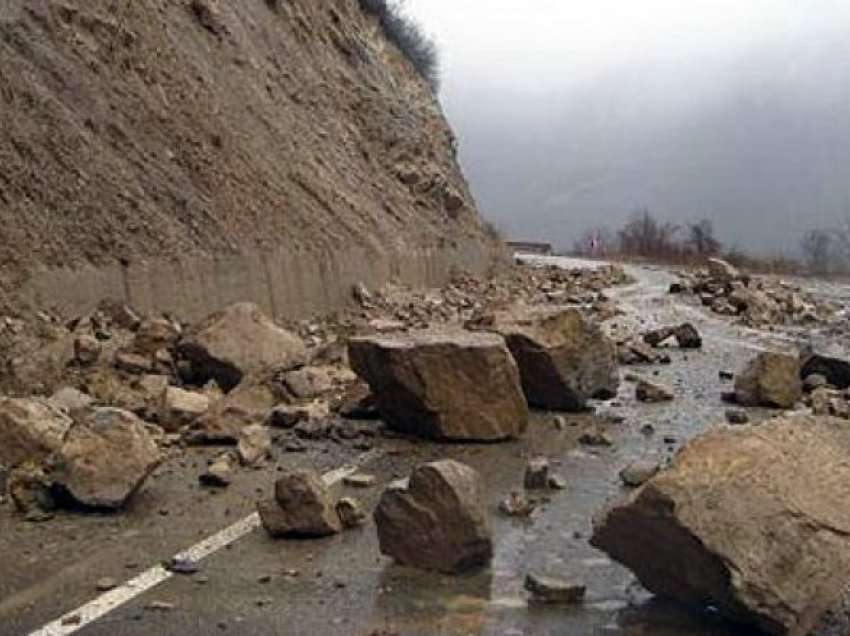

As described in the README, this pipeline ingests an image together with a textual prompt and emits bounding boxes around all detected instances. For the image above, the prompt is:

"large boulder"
[735,351,802,408]
[51,408,162,509]
[0,397,73,468]
[178,303,306,392]
[468,306,618,411]
[374,460,492,574]
[348,331,528,441]
[591,415,850,635]
[258,469,341,538]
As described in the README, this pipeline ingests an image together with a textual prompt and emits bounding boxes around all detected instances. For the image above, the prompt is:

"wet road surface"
[2,258,844,636]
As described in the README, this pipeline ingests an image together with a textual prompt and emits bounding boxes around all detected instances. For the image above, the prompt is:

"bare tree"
[618,208,680,258]
[800,229,833,274]
[686,218,721,256]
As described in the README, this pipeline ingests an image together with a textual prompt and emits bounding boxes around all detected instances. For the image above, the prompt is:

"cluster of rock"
[670,258,834,326]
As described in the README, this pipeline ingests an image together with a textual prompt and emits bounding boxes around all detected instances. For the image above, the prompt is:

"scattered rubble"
[671,258,834,327]
[374,460,492,573]
[617,339,671,365]
[349,331,528,441]
[468,306,619,410]
[592,415,850,635]
[258,469,341,538]
[734,351,802,409]
[811,388,850,419]
[643,323,702,349]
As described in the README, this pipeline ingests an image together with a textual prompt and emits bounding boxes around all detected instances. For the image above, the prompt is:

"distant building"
[506,241,554,256]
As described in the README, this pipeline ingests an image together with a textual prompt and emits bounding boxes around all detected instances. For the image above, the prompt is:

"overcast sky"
[404,0,850,254]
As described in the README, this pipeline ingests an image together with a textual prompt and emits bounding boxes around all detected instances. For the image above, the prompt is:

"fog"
[406,1,850,254]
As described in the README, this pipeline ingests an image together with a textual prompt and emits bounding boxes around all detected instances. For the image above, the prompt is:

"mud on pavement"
[1,257,849,636]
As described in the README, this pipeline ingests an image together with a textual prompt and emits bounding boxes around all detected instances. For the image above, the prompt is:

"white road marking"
[30,450,381,636]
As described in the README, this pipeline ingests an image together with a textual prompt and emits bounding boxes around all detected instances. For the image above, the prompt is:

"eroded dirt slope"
[0,0,499,317]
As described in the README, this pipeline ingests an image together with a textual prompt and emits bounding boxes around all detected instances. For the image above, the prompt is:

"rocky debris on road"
[499,491,537,517]
[159,386,211,431]
[50,408,162,509]
[617,339,671,365]
[643,323,702,349]
[524,457,550,490]
[177,303,306,392]
[592,414,850,635]
[199,453,234,488]
[468,306,619,411]
[524,572,586,605]
[671,259,834,327]
[349,331,528,441]
[188,375,278,443]
[258,469,341,538]
[374,460,492,573]
[810,388,850,419]
[336,497,366,529]
[635,380,674,403]
[0,397,73,468]
[734,351,802,409]
[267,401,330,430]
[237,424,272,466]
[619,459,660,487]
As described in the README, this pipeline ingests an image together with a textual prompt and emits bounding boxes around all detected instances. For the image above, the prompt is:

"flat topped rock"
[348,330,528,441]
[468,306,619,411]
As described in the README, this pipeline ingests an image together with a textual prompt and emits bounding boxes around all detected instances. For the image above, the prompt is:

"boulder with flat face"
[348,331,528,441]
[468,306,618,411]
[0,397,73,469]
[735,351,802,408]
[178,303,306,392]
[51,408,162,509]
[591,415,850,635]
[374,460,492,574]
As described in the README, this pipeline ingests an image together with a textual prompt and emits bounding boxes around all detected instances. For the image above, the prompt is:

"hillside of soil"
[0,0,501,320]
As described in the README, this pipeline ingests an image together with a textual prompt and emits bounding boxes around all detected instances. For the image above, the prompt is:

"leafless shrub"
[358,0,440,91]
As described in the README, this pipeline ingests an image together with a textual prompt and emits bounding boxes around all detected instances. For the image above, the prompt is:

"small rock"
[620,460,660,487]
[552,415,567,431]
[635,380,674,403]
[524,457,549,490]
[259,469,342,538]
[200,454,233,488]
[524,573,586,605]
[166,557,201,575]
[96,577,118,592]
[803,373,830,392]
[343,473,376,488]
[237,425,271,467]
[547,474,567,490]
[74,335,102,366]
[725,409,750,425]
[160,386,210,431]
[499,491,536,517]
[145,600,175,612]
[579,431,613,447]
[336,497,366,529]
